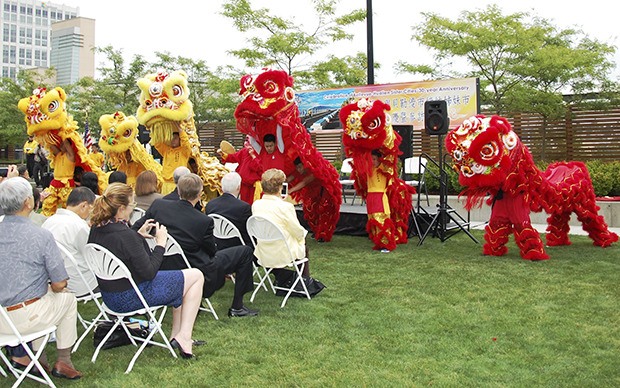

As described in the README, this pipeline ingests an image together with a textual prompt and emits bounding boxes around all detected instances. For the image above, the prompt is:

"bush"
[585,160,615,197]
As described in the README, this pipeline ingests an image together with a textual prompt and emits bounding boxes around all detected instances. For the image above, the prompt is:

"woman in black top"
[88,183,203,358]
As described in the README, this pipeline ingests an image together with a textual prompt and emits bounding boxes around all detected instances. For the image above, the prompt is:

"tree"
[221,0,367,88]
[68,46,150,137]
[400,5,617,119]
[296,53,378,89]
[0,68,58,147]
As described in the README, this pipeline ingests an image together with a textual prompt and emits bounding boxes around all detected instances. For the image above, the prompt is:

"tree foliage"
[400,5,618,119]
[221,0,368,88]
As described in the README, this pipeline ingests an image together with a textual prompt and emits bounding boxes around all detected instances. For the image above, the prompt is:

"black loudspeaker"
[424,100,450,135]
[138,125,150,145]
[393,125,413,159]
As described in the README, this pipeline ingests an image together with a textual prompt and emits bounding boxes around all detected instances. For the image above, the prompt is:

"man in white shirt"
[42,187,97,296]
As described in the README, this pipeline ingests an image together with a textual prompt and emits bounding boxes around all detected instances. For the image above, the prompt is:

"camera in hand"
[0,167,8,178]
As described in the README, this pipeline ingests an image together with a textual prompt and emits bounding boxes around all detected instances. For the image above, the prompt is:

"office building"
[1,0,93,85]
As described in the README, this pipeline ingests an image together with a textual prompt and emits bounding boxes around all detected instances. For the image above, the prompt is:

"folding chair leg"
[13,333,57,387]
[72,310,105,353]
[200,298,219,320]
[250,268,274,303]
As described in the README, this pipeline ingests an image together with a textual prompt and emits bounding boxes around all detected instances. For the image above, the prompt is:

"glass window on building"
[2,46,9,63]
[42,10,47,18]
[3,4,9,12]
[27,6,33,15]
[10,24,17,43]
[2,24,8,42]
[9,46,16,64]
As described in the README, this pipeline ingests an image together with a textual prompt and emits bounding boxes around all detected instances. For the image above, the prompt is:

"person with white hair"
[204,172,252,250]
[0,177,82,379]
[163,166,201,210]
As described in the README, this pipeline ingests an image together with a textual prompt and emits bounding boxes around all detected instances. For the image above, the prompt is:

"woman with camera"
[88,183,204,358]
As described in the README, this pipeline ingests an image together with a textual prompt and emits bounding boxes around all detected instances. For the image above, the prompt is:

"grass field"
[10,230,620,387]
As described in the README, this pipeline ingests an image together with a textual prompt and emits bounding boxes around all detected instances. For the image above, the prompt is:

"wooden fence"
[194,107,620,163]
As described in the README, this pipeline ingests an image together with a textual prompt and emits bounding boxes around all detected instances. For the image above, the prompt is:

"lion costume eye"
[262,80,279,96]
[453,149,463,161]
[123,129,132,138]
[149,82,163,97]
[479,142,499,161]
[503,132,517,150]
[367,117,381,130]
[48,100,59,112]
[172,85,183,97]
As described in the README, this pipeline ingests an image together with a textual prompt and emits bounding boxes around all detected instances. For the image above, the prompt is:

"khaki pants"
[0,288,77,350]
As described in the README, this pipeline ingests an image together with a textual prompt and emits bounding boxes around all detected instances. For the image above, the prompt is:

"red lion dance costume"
[445,114,618,260]
[338,98,414,251]
[234,69,342,242]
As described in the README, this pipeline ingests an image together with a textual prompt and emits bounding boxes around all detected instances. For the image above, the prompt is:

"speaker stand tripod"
[417,136,479,245]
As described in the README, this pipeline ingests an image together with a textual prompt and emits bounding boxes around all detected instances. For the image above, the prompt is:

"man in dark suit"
[163,166,202,211]
[133,173,258,317]
[205,172,251,249]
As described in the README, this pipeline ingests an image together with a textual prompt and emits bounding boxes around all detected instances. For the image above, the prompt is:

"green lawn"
[14,230,620,387]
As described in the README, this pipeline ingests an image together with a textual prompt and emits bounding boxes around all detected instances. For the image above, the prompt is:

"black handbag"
[93,321,149,350]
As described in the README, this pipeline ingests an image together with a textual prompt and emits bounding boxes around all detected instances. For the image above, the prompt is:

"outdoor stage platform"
[295,203,436,238]
[295,201,474,241]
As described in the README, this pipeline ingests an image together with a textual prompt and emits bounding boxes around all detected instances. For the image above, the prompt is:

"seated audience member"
[88,183,204,358]
[42,187,97,296]
[80,171,100,196]
[135,170,163,211]
[204,172,251,249]
[0,177,82,379]
[0,165,18,217]
[28,186,47,226]
[252,168,312,283]
[108,170,127,184]
[133,174,258,318]
[17,164,29,180]
[163,166,201,211]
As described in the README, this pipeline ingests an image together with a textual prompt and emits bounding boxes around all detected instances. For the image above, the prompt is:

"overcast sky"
[56,0,620,84]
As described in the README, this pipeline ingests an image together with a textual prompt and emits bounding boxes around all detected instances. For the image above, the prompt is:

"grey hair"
[173,166,191,184]
[221,172,241,194]
[0,177,33,215]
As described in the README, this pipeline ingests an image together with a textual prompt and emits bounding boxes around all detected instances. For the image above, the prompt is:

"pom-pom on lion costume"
[99,111,163,189]
[18,87,107,216]
[338,98,415,251]
[234,68,342,242]
[445,114,618,260]
[136,70,228,199]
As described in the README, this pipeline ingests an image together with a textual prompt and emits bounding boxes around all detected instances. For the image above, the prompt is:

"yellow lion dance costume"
[99,111,163,189]
[18,87,107,216]
[136,70,227,199]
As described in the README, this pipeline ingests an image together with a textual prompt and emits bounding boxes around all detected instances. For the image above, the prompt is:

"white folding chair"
[55,242,108,353]
[209,213,266,290]
[246,215,311,308]
[339,158,358,204]
[83,243,177,373]
[129,207,146,226]
[403,156,429,206]
[0,303,57,387]
[146,235,219,320]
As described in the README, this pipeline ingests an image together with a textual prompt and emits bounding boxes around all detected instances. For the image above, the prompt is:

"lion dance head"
[136,70,192,145]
